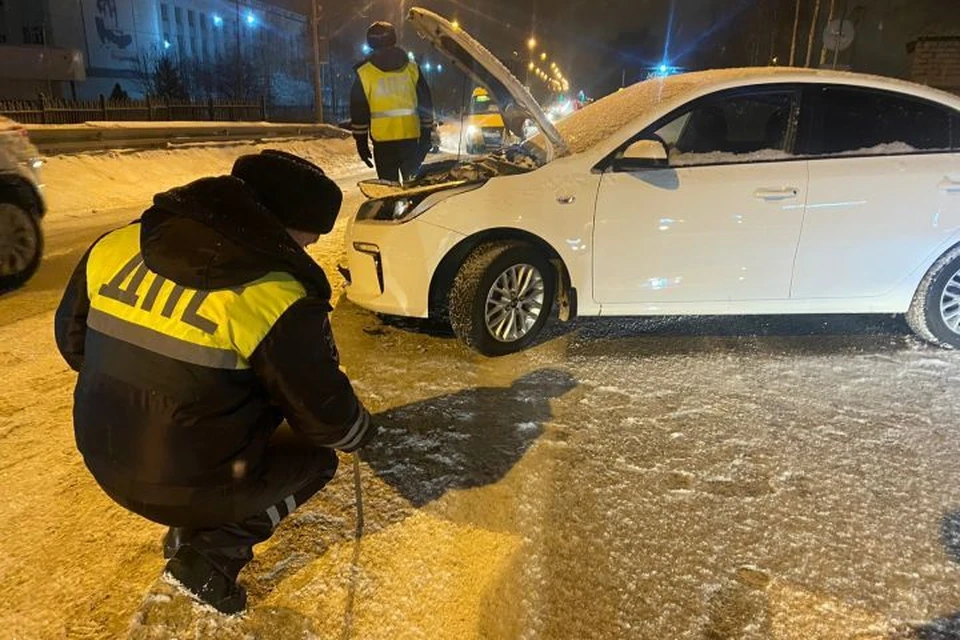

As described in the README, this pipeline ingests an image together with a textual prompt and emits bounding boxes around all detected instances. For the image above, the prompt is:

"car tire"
[448,241,555,357]
[907,246,960,348]
[0,201,42,293]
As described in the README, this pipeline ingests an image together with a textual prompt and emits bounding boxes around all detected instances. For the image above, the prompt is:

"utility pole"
[819,0,837,66]
[804,0,821,67]
[235,0,242,99]
[311,0,324,123]
[789,0,802,66]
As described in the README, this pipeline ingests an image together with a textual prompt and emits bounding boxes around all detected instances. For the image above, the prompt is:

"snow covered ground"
[2,140,960,639]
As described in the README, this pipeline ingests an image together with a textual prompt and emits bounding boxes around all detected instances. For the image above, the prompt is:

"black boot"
[162,527,185,560]
[163,545,247,614]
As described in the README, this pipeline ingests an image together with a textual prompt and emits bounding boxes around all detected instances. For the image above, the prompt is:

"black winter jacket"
[54,177,371,505]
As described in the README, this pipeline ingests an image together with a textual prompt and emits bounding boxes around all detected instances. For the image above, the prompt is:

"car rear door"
[593,85,809,306]
[790,85,960,300]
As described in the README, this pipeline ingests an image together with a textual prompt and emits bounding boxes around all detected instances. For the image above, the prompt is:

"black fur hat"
[366,21,397,51]
[231,150,342,235]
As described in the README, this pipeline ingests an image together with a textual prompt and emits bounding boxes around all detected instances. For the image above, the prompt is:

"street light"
[212,15,223,27]
[527,37,537,50]
[540,52,547,61]
[245,12,256,26]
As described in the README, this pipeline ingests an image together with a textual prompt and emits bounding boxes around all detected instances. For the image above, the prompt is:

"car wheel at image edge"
[448,241,556,357]
[907,245,960,349]
[0,201,42,292]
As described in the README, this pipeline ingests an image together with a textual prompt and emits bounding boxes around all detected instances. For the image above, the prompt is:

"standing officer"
[350,21,434,183]
[54,150,375,614]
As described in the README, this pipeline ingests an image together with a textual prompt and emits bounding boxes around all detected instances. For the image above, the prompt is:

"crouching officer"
[54,150,375,614]
[350,21,434,182]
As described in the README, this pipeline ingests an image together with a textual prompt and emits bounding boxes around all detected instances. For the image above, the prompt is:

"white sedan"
[344,8,960,356]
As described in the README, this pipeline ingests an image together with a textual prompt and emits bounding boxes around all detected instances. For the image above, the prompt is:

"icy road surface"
[1,141,959,639]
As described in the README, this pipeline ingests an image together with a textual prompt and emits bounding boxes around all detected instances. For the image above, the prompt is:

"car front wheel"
[448,241,555,356]
[0,202,42,292]
[907,246,960,348]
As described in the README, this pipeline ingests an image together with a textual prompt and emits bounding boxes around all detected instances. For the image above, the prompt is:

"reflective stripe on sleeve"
[87,308,243,370]
[328,409,370,451]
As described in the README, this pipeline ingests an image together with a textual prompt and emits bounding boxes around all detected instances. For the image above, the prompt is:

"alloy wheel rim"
[0,206,37,277]
[940,266,960,334]
[484,263,546,343]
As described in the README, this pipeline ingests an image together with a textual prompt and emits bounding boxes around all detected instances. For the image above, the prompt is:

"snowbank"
[40,136,365,216]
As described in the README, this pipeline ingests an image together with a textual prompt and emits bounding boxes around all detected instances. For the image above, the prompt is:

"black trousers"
[98,426,339,580]
[373,139,423,183]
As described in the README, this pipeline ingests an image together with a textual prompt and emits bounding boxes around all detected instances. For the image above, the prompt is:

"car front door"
[592,86,809,306]
[790,85,960,300]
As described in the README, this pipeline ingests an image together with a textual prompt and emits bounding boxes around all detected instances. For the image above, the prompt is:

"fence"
[0,96,270,125]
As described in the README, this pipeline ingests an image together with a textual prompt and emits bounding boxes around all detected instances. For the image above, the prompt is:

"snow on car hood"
[408,7,568,160]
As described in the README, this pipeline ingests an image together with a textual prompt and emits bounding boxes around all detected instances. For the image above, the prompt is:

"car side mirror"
[615,139,669,170]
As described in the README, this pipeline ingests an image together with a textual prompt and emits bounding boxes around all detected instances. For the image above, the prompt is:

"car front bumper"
[343,217,465,319]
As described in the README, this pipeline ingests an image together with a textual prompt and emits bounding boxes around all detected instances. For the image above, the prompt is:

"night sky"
[310,0,734,97]
[292,0,958,108]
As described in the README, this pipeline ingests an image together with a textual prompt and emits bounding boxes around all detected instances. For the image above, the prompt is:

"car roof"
[660,66,960,110]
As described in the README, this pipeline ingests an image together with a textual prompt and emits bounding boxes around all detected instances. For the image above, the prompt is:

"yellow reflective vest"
[357,60,421,142]
[85,224,306,370]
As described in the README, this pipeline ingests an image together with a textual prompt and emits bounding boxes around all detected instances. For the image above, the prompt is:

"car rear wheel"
[448,241,555,356]
[0,202,42,292]
[907,246,960,348]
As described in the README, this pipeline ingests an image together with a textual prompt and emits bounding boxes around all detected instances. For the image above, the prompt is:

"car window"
[654,90,797,167]
[812,87,952,156]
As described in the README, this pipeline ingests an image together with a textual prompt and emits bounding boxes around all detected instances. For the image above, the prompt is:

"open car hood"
[408,7,568,160]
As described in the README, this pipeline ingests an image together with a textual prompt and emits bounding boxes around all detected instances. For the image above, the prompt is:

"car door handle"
[754,188,799,201]
[557,195,576,205]
[940,179,960,194]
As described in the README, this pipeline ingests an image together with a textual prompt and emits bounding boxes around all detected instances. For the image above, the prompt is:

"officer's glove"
[355,136,374,168]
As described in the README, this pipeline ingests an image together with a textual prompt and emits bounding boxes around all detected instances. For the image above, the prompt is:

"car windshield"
[522,72,728,160]
[471,94,499,114]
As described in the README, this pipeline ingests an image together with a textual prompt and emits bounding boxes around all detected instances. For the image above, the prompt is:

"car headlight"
[466,125,479,136]
[393,198,414,219]
[355,183,484,223]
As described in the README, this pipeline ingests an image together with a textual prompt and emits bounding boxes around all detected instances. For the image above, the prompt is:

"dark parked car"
[0,116,45,292]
